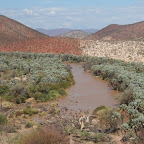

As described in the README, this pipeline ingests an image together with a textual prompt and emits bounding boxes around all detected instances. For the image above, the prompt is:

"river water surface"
[57,63,118,114]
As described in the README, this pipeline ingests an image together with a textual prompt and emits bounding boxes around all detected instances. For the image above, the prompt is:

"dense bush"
[0,52,74,102]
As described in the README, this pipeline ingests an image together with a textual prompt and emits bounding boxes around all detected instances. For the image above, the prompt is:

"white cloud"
[48,10,56,15]
[1,2,144,29]
[23,9,33,15]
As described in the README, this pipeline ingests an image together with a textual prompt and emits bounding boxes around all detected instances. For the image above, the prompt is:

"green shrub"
[57,88,67,96]
[25,121,35,128]
[23,106,38,116]
[0,114,7,125]
[98,108,121,130]
[92,106,109,115]
[0,85,9,95]
[16,98,21,104]
[48,90,60,100]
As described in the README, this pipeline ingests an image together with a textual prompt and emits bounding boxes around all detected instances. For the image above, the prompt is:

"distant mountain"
[83,29,98,34]
[60,30,91,39]
[36,28,73,37]
[86,22,144,41]
[36,28,98,37]
[0,15,47,46]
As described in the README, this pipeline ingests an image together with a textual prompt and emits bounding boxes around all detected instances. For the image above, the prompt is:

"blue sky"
[0,0,144,29]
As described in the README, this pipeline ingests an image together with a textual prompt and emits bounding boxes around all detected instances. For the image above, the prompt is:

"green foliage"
[0,51,143,136]
[0,52,74,103]
[93,133,106,143]
[23,106,38,116]
[80,130,90,139]
[83,55,144,134]
[92,105,109,115]
[96,107,121,130]
[0,85,9,95]
[0,114,7,125]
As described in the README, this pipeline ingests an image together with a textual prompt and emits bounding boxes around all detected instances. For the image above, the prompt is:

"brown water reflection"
[57,63,118,113]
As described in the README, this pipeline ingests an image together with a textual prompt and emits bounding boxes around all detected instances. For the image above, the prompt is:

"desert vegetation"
[0,52,143,144]
[0,52,74,103]
[83,56,144,142]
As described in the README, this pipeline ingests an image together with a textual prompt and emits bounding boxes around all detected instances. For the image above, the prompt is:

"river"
[57,63,118,114]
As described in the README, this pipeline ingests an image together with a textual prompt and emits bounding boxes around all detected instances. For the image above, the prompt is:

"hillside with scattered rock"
[80,40,144,63]
[0,37,81,55]
[86,21,144,41]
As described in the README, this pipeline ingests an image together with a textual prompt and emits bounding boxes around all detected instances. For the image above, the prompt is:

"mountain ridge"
[60,30,91,39]
[86,21,144,41]
[36,28,98,37]
[0,15,47,46]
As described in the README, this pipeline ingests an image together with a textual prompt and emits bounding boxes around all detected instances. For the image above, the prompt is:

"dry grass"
[18,127,69,144]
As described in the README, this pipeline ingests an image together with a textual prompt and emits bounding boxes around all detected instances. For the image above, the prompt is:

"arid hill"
[0,15,47,46]
[86,22,144,41]
[0,15,81,55]
[0,15,144,62]
[60,30,90,39]
[0,37,81,55]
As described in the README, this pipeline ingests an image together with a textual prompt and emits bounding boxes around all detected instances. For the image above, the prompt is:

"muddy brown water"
[57,63,118,114]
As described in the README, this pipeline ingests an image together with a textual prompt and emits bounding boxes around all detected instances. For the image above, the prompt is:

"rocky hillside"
[0,15,47,46]
[80,40,144,63]
[0,15,81,55]
[0,37,81,55]
[60,30,90,39]
[0,15,144,63]
[86,21,144,41]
